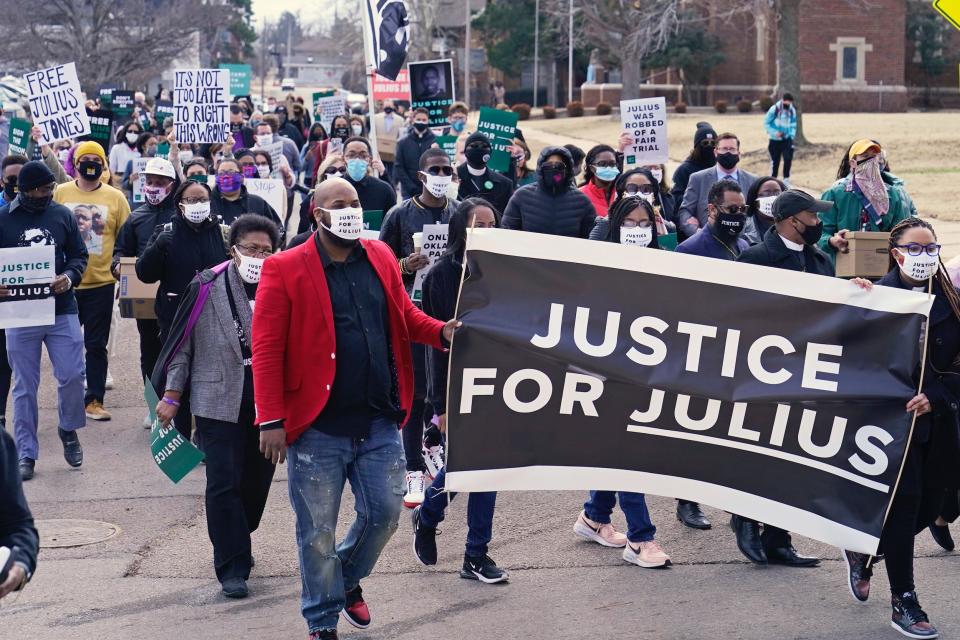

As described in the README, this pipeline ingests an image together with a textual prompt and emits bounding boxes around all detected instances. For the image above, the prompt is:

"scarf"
[847,156,889,220]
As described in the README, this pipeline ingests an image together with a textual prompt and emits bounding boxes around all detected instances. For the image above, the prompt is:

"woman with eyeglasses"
[154,215,281,600]
[742,177,786,246]
[842,217,960,640]
[579,144,620,217]
[589,168,676,241]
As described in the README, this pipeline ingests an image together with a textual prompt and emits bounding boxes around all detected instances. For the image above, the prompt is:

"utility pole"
[259,17,266,103]
[464,0,471,109]
[567,0,574,104]
[533,0,540,108]
[285,19,292,81]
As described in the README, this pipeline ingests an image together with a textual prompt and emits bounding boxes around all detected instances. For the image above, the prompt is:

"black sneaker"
[891,591,938,638]
[843,550,872,603]
[19,457,35,481]
[58,428,83,467]
[411,506,438,566]
[460,554,509,584]
[221,577,248,599]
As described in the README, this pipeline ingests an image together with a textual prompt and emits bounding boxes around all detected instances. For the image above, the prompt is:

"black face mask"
[19,193,52,212]
[309,132,323,142]
[716,152,739,170]
[795,218,823,245]
[384,107,395,114]
[465,146,490,169]
[716,211,745,238]
[541,166,567,194]
[332,126,350,140]
[230,122,243,133]
[413,122,429,134]
[78,160,104,181]
[3,176,17,199]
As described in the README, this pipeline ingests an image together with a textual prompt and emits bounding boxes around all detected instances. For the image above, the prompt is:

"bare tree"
[0,0,226,93]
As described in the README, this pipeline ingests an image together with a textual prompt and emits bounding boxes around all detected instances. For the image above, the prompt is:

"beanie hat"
[73,141,108,167]
[17,160,56,193]
[465,132,491,148]
[693,125,717,148]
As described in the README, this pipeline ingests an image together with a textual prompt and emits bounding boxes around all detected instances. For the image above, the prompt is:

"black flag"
[367,0,410,81]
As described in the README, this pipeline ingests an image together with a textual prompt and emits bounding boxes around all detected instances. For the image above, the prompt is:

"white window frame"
[829,37,872,85]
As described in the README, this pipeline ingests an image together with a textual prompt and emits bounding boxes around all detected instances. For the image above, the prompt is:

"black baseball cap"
[772,189,833,221]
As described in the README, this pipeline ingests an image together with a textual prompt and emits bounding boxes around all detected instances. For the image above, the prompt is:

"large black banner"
[446,229,933,554]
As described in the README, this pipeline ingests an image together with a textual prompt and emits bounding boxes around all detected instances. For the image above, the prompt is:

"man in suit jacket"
[252,177,458,637]
[677,132,757,239]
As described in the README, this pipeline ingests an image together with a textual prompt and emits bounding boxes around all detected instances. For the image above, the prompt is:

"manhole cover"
[36,519,121,548]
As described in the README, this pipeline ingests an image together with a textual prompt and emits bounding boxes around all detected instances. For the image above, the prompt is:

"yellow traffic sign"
[934,0,960,30]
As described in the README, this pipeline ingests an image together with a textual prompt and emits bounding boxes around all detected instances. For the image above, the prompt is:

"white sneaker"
[423,442,445,479]
[403,471,426,508]
[105,371,114,390]
[573,511,627,548]
[623,540,671,568]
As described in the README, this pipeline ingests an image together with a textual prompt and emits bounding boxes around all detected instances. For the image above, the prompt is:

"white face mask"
[182,201,211,224]
[897,250,939,281]
[255,133,273,146]
[620,226,653,247]
[257,165,270,179]
[235,250,265,284]
[423,173,453,199]
[179,150,194,163]
[649,168,663,184]
[58,148,70,163]
[126,132,139,144]
[638,191,655,206]
[351,124,363,136]
[756,195,777,218]
[320,206,363,240]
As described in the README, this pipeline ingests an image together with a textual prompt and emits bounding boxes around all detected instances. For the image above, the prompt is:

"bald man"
[252,177,458,637]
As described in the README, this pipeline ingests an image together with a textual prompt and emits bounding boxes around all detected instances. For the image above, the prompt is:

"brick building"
[582,0,960,112]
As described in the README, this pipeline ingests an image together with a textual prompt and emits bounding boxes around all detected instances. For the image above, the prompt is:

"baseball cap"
[144,158,176,179]
[772,189,834,221]
[848,139,881,159]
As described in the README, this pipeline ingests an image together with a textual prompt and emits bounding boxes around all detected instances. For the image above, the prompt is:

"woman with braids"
[843,217,960,639]
[579,144,620,217]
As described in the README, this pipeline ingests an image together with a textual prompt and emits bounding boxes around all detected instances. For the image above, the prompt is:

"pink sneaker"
[623,540,671,568]
[573,511,628,548]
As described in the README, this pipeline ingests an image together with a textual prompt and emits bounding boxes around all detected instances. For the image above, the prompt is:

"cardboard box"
[376,135,397,162]
[835,231,890,278]
[118,257,158,319]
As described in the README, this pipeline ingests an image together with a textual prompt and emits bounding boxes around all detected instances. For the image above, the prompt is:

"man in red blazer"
[252,177,458,640]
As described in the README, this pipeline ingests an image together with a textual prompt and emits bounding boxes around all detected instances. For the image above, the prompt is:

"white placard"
[620,97,668,166]
[23,62,91,145]
[411,224,448,303]
[173,69,230,143]
[257,141,285,179]
[0,245,57,329]
[244,178,286,221]
[317,96,347,133]
[132,158,151,204]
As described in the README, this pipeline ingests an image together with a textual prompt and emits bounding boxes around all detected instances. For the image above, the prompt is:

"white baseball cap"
[144,158,176,179]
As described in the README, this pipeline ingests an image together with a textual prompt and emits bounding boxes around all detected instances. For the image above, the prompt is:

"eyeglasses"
[424,166,454,176]
[621,220,652,228]
[718,205,749,215]
[235,244,274,258]
[541,162,565,172]
[895,243,941,257]
[624,184,655,195]
[593,160,617,168]
[323,166,347,175]
[218,170,240,177]
[344,151,370,160]
[181,197,210,205]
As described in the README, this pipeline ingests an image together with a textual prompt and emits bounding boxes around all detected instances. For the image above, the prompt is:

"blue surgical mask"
[595,166,620,182]
[451,119,466,133]
[346,159,369,182]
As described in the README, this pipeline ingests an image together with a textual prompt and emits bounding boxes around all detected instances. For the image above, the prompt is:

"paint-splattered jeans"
[287,417,405,633]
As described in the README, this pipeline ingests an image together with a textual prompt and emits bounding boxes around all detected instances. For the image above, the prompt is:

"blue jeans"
[287,417,405,633]
[420,467,497,558]
[584,491,656,543]
[5,314,86,460]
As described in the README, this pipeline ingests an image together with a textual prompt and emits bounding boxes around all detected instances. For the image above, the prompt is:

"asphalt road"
[4,301,960,640]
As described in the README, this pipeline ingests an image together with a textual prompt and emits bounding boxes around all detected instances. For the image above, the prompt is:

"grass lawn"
[520,111,960,222]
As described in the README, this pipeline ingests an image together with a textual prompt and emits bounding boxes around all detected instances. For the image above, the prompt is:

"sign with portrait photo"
[409,59,455,128]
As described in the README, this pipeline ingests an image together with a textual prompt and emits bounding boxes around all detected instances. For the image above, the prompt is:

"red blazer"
[252,237,445,444]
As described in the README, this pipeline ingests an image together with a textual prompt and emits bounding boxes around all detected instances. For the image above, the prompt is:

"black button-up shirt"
[311,235,401,437]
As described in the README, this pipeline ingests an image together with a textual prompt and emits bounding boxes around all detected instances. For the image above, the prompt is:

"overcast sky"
[250,0,341,27]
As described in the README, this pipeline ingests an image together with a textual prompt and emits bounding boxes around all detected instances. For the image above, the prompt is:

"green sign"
[7,118,31,156]
[312,90,336,114]
[364,209,384,231]
[144,378,204,483]
[476,107,519,172]
[658,232,678,251]
[113,90,135,121]
[220,63,252,98]
[435,135,458,166]
[86,109,114,153]
[98,84,118,109]
[156,141,170,160]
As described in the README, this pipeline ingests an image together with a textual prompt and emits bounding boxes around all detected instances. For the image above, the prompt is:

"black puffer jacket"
[112,198,177,270]
[502,146,596,238]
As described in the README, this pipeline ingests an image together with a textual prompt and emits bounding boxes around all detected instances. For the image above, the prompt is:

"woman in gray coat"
[155,214,281,599]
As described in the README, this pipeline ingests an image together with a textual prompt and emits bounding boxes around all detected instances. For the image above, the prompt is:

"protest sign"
[315,93,347,132]
[219,63,251,98]
[435,135,458,166]
[476,107,519,172]
[7,118,31,156]
[154,99,174,125]
[155,141,170,160]
[84,108,114,153]
[620,97,668,166]
[112,90,135,122]
[372,69,411,102]
[257,140,285,180]
[23,62,90,145]
[98,83,118,109]
[364,210,384,232]
[0,245,56,330]
[144,378,204,483]
[411,224,448,303]
[409,59,455,127]
[244,178,286,220]
[131,158,151,204]
[446,229,934,555]
[173,69,230,144]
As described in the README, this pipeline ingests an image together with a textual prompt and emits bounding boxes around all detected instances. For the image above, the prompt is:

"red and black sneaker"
[340,586,371,629]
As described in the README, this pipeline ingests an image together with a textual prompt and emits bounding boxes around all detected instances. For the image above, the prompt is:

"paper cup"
[412,232,423,252]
